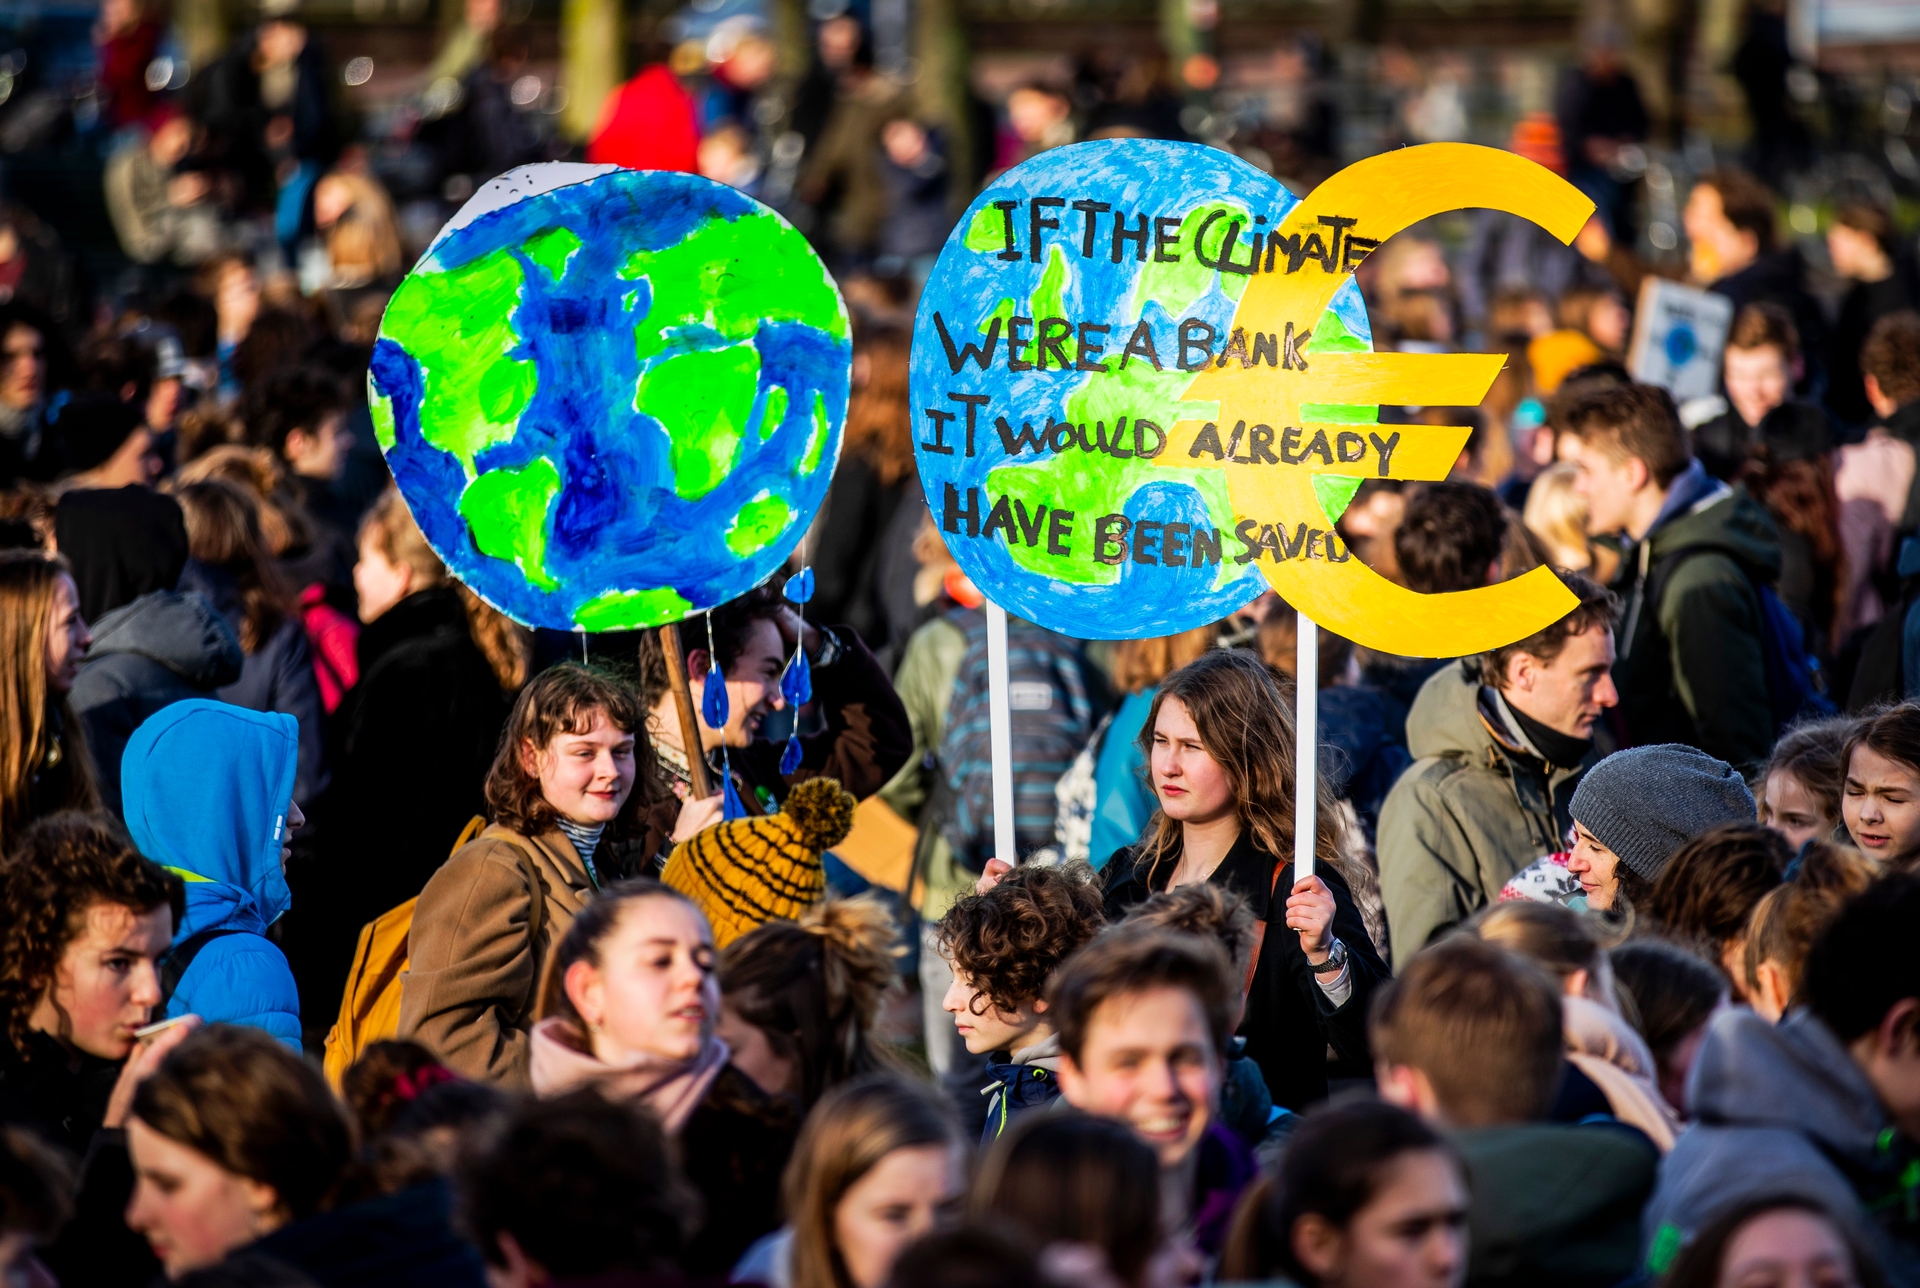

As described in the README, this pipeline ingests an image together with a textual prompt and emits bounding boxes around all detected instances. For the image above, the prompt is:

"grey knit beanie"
[1568,744,1756,881]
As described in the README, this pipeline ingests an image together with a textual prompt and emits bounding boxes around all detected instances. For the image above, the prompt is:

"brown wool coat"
[397,824,595,1087]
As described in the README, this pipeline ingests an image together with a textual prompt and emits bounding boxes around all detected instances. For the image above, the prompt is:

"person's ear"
[1878,996,1920,1063]
[241,1179,283,1233]
[1508,651,1535,693]
[1291,1213,1345,1283]
[517,737,542,779]
[283,426,312,460]
[1753,959,1793,1023]
[685,647,711,684]
[1627,456,1651,492]
[1564,967,1591,1000]
[563,959,604,1032]
[1029,995,1049,1016]
[1056,1052,1086,1109]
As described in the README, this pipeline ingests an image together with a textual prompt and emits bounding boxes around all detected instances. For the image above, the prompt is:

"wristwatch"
[1309,938,1348,975]
[812,625,844,668]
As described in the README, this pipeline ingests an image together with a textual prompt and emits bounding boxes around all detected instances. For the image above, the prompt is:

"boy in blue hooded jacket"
[120,698,303,1049]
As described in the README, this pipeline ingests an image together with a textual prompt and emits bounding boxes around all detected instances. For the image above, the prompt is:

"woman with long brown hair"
[175,478,328,807]
[0,552,97,848]
[1101,649,1388,1112]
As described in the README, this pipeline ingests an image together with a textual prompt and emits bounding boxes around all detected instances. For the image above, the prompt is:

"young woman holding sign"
[1100,649,1388,1111]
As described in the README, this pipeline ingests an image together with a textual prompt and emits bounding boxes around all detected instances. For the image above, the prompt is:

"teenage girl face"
[1712,1206,1860,1288]
[832,1142,966,1288]
[29,900,172,1060]
[1291,1149,1470,1288]
[126,1119,285,1278]
[1565,821,1622,911]
[1842,745,1920,859]
[564,895,718,1064]
[353,530,412,623]
[45,572,91,694]
[1150,696,1236,827]
[1762,768,1832,852]
[527,706,637,827]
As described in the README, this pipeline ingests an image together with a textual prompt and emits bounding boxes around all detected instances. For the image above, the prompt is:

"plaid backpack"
[936,611,1095,870]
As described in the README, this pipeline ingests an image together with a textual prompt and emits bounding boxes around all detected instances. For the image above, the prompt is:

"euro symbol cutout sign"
[1158,143,1587,655]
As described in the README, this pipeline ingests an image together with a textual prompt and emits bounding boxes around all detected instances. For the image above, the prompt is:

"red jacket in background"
[586,64,700,173]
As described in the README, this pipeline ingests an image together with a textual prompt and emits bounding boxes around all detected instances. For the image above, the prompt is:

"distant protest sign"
[912,140,1589,656]
[1627,277,1735,403]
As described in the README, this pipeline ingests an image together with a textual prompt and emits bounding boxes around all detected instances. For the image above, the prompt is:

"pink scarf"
[528,1016,730,1134]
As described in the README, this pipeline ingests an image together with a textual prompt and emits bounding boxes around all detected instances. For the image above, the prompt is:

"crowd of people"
[0,4,1918,1287]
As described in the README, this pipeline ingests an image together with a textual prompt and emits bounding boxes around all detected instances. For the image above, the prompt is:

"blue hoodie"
[121,699,302,1049]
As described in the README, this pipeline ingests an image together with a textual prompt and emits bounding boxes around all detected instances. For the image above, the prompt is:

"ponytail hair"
[719,894,900,1108]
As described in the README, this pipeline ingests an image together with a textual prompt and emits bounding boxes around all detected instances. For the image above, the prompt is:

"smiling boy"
[938,863,1106,1142]
[1050,928,1255,1256]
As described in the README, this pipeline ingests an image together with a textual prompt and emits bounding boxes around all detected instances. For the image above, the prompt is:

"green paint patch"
[964,205,1007,254]
[759,384,789,441]
[1306,309,1370,353]
[380,247,536,470]
[1128,200,1254,320]
[369,393,396,451]
[725,492,793,556]
[1312,474,1364,524]
[622,210,849,363]
[638,344,761,500]
[1301,404,1379,424]
[574,585,693,631]
[460,457,561,590]
[801,390,829,474]
[524,226,582,282]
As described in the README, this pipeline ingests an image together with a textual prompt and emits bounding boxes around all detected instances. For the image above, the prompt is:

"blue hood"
[122,699,297,939]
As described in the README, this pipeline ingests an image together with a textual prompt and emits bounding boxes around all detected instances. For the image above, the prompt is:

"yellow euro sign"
[1160,143,1591,657]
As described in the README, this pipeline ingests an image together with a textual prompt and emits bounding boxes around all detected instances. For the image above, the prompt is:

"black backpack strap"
[158,927,245,1010]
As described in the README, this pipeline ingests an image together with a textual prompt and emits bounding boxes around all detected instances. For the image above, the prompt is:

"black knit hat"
[54,393,144,475]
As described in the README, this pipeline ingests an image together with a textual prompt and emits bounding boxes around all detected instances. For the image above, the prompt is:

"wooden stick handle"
[659,621,712,800]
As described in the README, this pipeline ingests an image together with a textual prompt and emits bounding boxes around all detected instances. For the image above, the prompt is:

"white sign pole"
[1294,613,1317,882]
[986,600,1017,867]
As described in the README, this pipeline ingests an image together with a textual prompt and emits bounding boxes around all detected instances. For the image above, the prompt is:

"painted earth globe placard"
[370,164,851,632]
[910,138,1377,640]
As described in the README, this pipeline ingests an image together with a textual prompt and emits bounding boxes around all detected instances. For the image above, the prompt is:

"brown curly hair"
[0,812,181,1054]
[937,863,1106,1015]
[483,664,672,842]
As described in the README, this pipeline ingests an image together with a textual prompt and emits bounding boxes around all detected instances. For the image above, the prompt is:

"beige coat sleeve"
[397,839,540,1088]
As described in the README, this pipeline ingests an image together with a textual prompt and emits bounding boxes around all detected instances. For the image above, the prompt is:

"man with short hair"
[1827,202,1920,426]
[1567,382,1781,767]
[1376,570,1619,962]
[1373,937,1658,1287]
[1643,873,1920,1284]
[244,365,357,596]
[1692,303,1831,483]
[1684,168,1825,377]
[1051,929,1254,1256]
[645,579,912,822]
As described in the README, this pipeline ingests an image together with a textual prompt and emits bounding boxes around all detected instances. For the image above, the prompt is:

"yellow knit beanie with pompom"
[661,776,857,947]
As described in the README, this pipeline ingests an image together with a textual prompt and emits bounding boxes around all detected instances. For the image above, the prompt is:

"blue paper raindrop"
[720,755,749,821]
[702,662,728,729]
[780,649,812,708]
[784,568,815,604]
[779,733,802,775]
